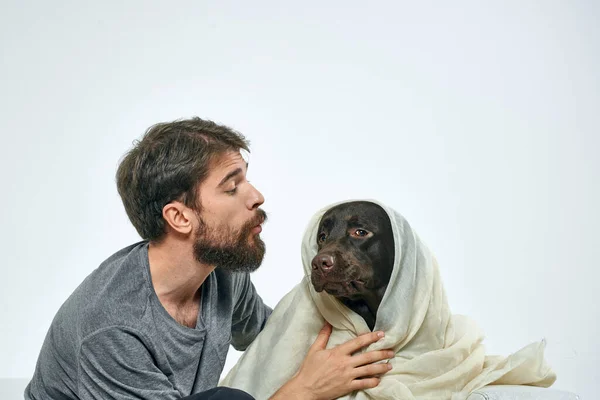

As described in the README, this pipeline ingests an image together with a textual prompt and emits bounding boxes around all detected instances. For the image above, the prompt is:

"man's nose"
[312,253,336,273]
[247,183,265,210]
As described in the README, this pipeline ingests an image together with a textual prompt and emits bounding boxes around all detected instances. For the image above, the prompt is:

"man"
[25,117,393,400]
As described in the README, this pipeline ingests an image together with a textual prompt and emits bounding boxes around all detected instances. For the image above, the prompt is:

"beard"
[193,209,267,273]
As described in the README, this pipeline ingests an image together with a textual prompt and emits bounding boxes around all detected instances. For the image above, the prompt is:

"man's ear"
[162,201,195,235]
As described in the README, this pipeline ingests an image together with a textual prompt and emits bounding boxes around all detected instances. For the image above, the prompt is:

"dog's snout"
[312,253,336,272]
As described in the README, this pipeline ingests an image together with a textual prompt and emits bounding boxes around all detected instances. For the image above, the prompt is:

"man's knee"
[207,387,255,400]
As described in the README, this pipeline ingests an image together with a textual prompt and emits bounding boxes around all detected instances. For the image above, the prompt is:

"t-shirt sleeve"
[78,327,181,400]
[230,273,272,351]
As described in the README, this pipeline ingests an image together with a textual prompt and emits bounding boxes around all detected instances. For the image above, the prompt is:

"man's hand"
[270,323,393,400]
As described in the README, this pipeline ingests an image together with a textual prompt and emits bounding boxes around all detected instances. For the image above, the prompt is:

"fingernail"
[387,363,393,370]
[387,351,394,357]
[377,331,385,338]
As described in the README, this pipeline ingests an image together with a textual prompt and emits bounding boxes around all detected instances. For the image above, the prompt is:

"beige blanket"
[220,199,556,399]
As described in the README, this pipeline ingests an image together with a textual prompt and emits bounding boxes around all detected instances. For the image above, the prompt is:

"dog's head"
[310,201,395,307]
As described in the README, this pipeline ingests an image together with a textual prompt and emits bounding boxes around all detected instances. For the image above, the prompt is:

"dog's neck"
[339,286,387,331]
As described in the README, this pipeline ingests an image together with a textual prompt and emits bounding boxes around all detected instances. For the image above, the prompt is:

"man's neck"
[147,238,214,308]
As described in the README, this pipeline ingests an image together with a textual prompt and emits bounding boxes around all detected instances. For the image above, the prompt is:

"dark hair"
[116,117,250,241]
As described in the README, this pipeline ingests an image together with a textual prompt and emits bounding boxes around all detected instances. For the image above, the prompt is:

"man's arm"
[230,273,272,351]
[78,327,181,400]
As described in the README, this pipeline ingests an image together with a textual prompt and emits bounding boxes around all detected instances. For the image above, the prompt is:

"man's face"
[192,150,267,272]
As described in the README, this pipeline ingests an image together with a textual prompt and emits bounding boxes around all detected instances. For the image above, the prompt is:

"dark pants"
[181,387,255,400]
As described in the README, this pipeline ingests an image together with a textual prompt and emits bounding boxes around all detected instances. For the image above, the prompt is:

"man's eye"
[226,187,238,195]
[318,233,327,243]
[354,229,368,237]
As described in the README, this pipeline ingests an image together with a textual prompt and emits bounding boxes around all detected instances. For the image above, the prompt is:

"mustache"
[243,209,268,231]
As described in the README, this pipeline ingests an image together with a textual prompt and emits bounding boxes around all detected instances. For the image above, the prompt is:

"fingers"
[336,331,384,355]
[308,322,333,353]
[352,362,393,379]
[350,377,381,391]
[350,349,394,367]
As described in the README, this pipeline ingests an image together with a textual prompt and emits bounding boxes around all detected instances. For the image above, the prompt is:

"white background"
[1,1,598,398]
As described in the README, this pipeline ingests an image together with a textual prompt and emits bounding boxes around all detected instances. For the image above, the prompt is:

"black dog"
[311,201,395,331]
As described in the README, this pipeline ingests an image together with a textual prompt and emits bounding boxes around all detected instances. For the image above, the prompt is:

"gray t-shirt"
[25,241,272,399]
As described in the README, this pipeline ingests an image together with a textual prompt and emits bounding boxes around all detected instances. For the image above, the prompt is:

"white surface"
[0,1,597,399]
[0,380,579,400]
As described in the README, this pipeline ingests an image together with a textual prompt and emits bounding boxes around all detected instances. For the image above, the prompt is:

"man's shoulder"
[57,241,153,339]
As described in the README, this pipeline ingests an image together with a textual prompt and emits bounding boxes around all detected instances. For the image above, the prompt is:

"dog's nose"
[312,253,335,272]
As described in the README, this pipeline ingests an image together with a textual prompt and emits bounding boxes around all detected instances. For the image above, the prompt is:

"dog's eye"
[354,229,369,237]
[318,233,327,243]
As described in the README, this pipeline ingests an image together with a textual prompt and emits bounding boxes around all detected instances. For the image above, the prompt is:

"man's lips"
[250,215,266,234]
